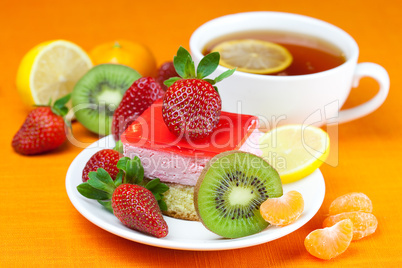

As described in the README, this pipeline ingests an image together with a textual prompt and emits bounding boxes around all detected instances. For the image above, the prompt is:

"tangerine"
[260,190,304,226]
[329,192,372,215]
[323,211,378,240]
[305,219,353,260]
[90,40,157,77]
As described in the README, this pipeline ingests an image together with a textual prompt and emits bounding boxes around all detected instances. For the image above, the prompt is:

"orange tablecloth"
[1,0,401,266]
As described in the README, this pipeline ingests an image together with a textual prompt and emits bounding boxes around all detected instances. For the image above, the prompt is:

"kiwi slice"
[72,64,141,135]
[194,151,283,238]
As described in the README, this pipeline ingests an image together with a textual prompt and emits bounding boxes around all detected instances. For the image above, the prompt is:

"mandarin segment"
[260,190,304,226]
[323,211,378,240]
[329,192,373,215]
[305,219,353,260]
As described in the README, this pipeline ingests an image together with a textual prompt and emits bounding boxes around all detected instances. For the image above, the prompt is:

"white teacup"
[189,12,390,128]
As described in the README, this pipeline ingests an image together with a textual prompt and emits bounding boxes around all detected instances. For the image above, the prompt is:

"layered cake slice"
[121,99,262,220]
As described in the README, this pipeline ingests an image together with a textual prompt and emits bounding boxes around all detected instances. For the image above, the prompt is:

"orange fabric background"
[1,0,401,266]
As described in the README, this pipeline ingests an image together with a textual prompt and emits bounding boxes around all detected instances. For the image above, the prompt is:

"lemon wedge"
[259,125,330,183]
[212,39,292,74]
[16,40,92,108]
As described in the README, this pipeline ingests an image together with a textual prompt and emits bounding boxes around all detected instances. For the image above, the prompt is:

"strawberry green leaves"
[145,178,169,211]
[164,46,236,89]
[173,46,192,78]
[116,156,144,185]
[77,156,169,212]
[87,168,116,194]
[116,157,169,210]
[77,168,118,212]
[213,68,237,83]
[196,51,220,79]
[51,93,71,117]
[77,181,112,200]
[34,93,72,129]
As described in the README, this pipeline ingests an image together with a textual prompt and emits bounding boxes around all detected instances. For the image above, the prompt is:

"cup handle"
[337,62,390,124]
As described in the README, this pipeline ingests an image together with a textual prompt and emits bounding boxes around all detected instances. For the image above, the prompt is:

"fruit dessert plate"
[66,135,325,251]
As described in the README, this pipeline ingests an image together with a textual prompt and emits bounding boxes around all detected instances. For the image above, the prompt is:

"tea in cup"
[189,12,390,127]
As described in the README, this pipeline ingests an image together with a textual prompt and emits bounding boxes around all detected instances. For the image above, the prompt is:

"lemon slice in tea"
[212,39,293,74]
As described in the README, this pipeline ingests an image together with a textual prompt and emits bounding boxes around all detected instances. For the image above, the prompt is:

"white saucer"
[66,135,325,251]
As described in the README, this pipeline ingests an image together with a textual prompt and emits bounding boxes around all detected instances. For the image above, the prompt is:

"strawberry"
[155,61,179,91]
[111,77,164,141]
[162,46,235,140]
[112,184,168,238]
[12,94,71,155]
[77,156,169,238]
[82,148,120,182]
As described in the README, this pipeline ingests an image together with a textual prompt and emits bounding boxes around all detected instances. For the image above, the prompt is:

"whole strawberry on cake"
[161,47,235,140]
[121,47,264,221]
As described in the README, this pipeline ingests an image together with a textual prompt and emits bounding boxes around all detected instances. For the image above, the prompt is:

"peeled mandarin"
[305,219,353,260]
[329,192,373,215]
[323,211,378,240]
[260,190,304,226]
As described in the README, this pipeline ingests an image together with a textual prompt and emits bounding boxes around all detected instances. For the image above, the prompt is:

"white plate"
[66,135,325,251]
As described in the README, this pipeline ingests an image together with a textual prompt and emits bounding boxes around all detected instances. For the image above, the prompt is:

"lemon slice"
[259,125,330,183]
[16,40,93,108]
[212,39,292,74]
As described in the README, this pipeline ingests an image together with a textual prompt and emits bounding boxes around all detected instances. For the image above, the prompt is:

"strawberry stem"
[51,93,71,117]
[113,140,124,154]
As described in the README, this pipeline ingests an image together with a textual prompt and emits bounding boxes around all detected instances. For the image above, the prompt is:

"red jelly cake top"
[121,100,258,157]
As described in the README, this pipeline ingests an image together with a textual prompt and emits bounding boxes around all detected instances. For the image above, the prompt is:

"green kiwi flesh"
[194,151,283,238]
[72,64,141,135]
